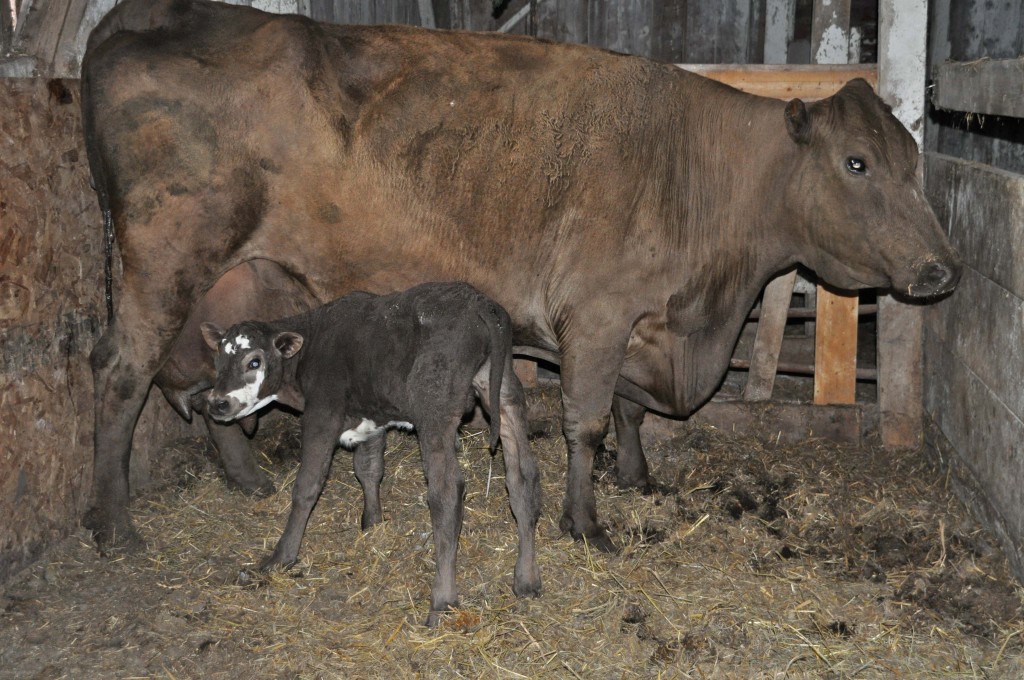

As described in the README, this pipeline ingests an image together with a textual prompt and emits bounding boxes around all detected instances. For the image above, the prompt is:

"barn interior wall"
[923,0,1024,580]
[0,80,199,583]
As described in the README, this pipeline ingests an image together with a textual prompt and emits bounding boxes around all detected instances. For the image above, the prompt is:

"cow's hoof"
[616,477,675,496]
[82,507,144,553]
[227,476,276,497]
[425,602,457,628]
[560,515,617,553]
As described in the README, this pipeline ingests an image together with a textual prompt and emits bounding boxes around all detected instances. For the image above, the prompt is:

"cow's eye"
[247,358,261,370]
[846,156,867,175]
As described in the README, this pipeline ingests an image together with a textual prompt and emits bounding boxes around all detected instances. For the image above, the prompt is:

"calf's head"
[200,321,304,422]
[782,78,960,298]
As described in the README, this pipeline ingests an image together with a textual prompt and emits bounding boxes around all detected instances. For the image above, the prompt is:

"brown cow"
[81,0,960,552]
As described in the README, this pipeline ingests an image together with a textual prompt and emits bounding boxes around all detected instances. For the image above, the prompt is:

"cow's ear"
[274,331,304,359]
[785,98,812,145]
[200,322,225,352]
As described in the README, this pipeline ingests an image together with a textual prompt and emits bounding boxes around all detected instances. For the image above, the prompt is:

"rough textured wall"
[0,79,196,583]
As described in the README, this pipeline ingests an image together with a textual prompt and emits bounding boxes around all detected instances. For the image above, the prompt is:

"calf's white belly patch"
[339,418,414,447]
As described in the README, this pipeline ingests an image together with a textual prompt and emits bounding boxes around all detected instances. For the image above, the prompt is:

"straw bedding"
[2,385,1022,678]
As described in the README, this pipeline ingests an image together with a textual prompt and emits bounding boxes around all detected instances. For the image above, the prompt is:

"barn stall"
[1,0,1023,676]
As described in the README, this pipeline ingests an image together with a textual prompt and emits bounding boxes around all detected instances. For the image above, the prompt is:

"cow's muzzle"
[907,259,961,298]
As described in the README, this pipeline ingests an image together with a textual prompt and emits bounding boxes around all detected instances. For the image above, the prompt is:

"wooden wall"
[923,0,1024,579]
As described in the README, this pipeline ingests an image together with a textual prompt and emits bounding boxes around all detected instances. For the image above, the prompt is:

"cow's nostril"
[912,261,960,296]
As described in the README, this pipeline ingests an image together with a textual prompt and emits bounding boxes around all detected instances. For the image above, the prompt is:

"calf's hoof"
[513,572,542,599]
[82,507,144,553]
[425,602,457,628]
[615,476,674,497]
[258,552,297,573]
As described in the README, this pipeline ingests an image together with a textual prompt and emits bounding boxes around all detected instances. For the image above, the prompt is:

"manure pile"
[2,387,1022,678]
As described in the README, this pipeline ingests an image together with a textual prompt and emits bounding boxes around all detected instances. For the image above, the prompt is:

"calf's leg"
[474,363,541,598]
[353,431,386,530]
[261,414,338,570]
[419,421,465,627]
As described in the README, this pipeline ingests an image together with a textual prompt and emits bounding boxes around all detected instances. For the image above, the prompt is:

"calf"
[156,259,315,495]
[201,282,542,626]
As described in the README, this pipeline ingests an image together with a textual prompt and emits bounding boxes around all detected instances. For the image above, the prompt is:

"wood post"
[810,0,859,406]
[877,0,929,448]
[744,270,797,401]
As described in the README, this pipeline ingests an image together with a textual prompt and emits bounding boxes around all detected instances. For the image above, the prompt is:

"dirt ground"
[2,386,1022,679]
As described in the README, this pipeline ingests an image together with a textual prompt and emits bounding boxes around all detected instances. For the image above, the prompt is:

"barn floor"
[2,387,1022,679]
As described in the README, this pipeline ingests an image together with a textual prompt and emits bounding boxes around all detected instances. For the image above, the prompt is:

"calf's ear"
[200,322,225,352]
[785,98,812,145]
[273,331,304,359]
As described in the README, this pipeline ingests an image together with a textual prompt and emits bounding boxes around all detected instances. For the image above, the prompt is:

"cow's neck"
[656,90,799,411]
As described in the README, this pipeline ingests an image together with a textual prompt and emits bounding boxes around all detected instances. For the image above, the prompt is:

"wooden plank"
[650,0,686,63]
[933,58,1024,119]
[810,0,850,65]
[926,153,1024,299]
[813,287,858,404]
[587,0,651,58]
[678,64,877,101]
[877,0,928,448]
[11,0,73,74]
[924,337,1024,551]
[763,0,795,64]
[807,0,858,408]
[743,270,796,401]
[924,266,1024,420]
[642,400,870,447]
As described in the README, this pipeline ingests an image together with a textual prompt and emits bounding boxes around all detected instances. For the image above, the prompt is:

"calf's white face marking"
[221,334,252,356]
[214,352,278,420]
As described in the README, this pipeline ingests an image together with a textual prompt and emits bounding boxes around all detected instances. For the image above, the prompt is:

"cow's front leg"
[261,414,338,571]
[353,430,386,530]
[419,421,465,627]
[611,395,652,492]
[200,407,275,496]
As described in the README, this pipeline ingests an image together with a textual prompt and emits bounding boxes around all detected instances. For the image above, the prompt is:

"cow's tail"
[483,302,512,456]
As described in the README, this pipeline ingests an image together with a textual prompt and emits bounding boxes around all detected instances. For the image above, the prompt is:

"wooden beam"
[744,270,796,401]
[679,64,877,101]
[933,58,1024,119]
[877,0,928,448]
[642,400,871,447]
[813,287,859,404]
[809,0,858,407]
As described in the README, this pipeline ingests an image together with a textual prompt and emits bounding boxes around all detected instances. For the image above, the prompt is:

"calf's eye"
[846,156,867,175]
[248,358,261,370]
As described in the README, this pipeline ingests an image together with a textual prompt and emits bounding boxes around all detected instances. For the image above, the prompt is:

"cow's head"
[782,78,960,298]
[200,321,304,422]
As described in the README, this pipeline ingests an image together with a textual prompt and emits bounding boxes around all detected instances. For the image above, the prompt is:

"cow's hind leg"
[84,314,160,550]
[200,407,276,496]
[474,363,541,598]
[353,430,386,530]
[419,420,465,627]
[261,412,339,570]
